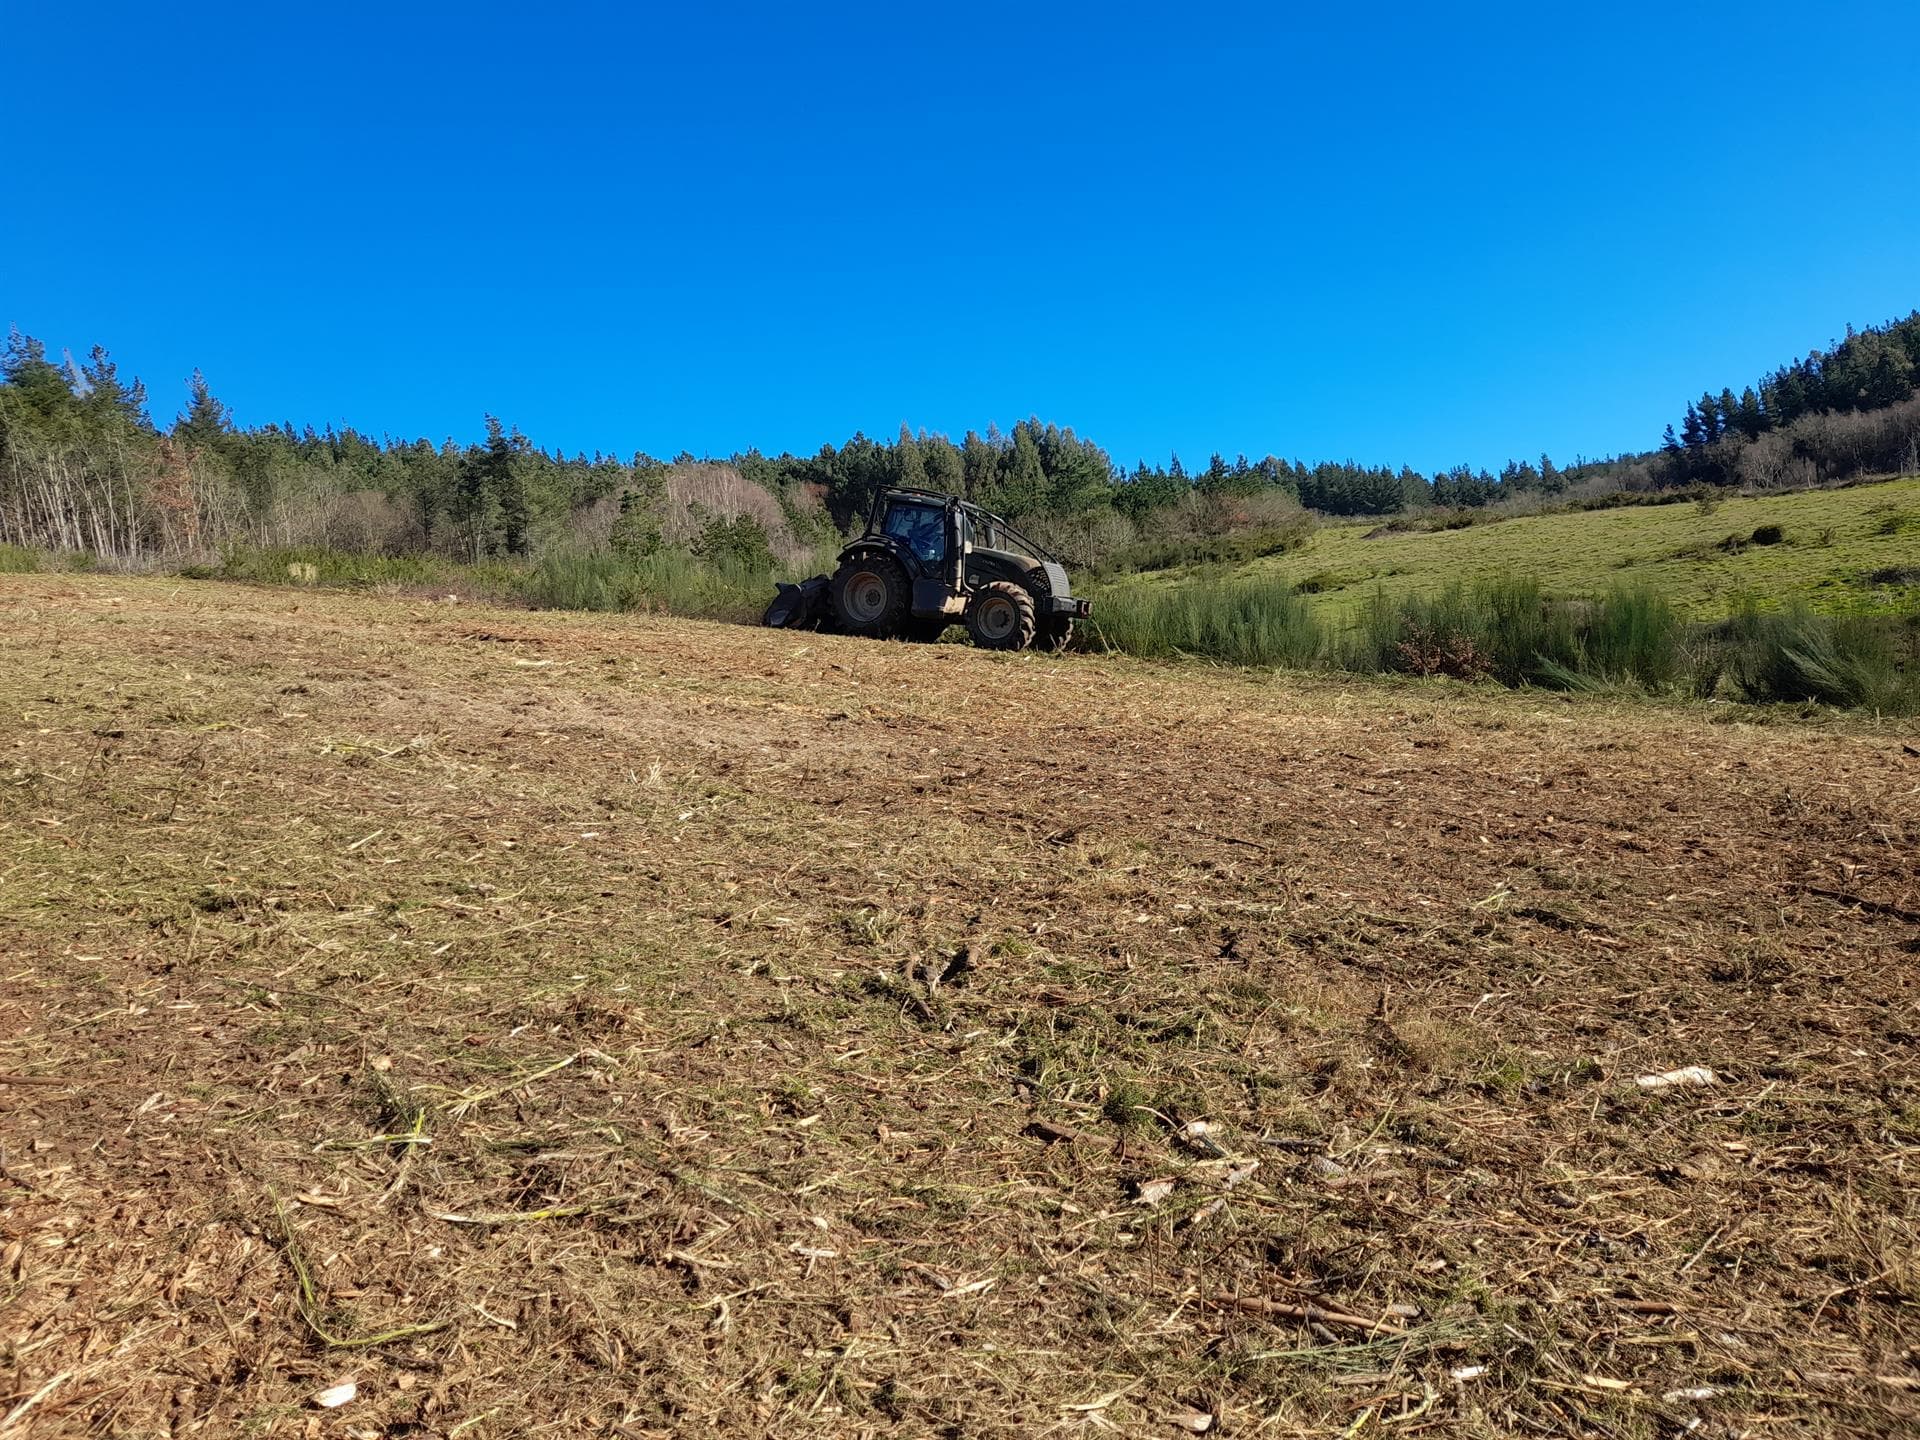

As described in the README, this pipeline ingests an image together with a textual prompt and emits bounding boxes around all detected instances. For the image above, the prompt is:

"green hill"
[1225,475,1920,623]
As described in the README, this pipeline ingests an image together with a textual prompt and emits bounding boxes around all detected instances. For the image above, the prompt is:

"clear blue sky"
[6,2,1917,473]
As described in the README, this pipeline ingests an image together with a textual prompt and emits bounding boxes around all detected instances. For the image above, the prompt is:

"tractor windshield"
[881,501,947,565]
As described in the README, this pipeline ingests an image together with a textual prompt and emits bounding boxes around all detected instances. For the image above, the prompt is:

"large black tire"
[1038,618,1074,653]
[966,581,1037,652]
[830,553,910,638]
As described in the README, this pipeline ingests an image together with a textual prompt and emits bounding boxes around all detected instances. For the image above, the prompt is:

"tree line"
[3,312,1915,571]
[1663,311,1920,486]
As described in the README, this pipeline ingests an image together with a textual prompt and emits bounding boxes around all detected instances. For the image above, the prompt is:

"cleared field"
[3,576,1918,1438]
[1232,476,1920,623]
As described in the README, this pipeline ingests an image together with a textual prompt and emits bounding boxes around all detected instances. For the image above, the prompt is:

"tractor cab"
[877,495,950,571]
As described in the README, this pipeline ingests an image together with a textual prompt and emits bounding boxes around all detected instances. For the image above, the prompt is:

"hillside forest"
[2,312,1919,576]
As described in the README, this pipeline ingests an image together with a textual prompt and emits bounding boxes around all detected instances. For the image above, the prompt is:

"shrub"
[1390,623,1493,680]
[1098,491,1314,576]
[216,546,457,590]
[1713,604,1918,712]
[1011,508,1138,572]
[520,547,772,622]
[1750,523,1786,546]
[609,486,666,559]
[0,543,41,573]
[1083,574,1324,667]
[690,512,776,571]
[1345,580,1681,691]
[1579,586,1685,690]
[664,461,815,568]
[1107,519,1314,575]
[1866,566,1920,586]
[1291,571,1346,595]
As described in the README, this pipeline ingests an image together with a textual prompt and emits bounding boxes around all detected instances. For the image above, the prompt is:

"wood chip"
[312,1381,358,1408]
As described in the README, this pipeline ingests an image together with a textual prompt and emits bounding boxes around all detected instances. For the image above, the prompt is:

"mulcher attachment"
[762,575,832,631]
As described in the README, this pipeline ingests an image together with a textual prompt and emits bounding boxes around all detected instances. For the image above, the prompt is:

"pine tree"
[1679,404,1705,449]
[175,371,232,453]
[960,431,998,500]
[894,423,927,489]
[477,416,532,556]
[2,328,76,429]
[1698,392,1724,443]
[611,451,668,558]
[922,434,964,495]
[1000,425,1047,515]
[452,427,492,560]
[78,346,150,430]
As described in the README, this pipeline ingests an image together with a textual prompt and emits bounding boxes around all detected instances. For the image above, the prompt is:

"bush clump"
[1083,574,1324,668]
[216,546,458,590]
[1345,579,1684,692]
[520,547,772,621]
[1704,603,1919,712]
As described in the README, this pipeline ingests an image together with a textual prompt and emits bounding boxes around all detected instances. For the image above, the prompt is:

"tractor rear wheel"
[966,581,1037,652]
[830,554,910,638]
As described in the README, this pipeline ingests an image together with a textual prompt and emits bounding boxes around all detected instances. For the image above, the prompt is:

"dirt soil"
[3,575,1917,1439]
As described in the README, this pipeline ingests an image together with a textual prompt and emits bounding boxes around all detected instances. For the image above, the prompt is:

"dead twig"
[1210,1293,1407,1336]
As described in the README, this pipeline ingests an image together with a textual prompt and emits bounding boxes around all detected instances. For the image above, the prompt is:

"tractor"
[762,487,1091,652]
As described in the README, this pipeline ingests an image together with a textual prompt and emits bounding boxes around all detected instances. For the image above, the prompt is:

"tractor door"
[879,498,947,577]
[878,498,967,617]
[948,502,971,595]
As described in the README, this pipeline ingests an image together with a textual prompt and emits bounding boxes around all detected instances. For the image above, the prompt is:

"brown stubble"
[2,574,1915,1437]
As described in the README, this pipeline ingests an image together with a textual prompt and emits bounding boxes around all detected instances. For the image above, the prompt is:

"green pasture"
[1231,476,1920,623]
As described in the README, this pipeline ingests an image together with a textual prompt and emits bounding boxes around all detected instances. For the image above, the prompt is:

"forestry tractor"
[763,487,1091,652]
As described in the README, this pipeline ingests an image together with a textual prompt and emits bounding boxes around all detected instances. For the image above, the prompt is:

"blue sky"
[6,2,1917,472]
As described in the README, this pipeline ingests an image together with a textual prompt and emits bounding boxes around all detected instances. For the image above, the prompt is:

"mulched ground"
[3,575,1916,1438]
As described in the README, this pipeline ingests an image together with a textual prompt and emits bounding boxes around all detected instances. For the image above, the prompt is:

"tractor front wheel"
[965,581,1037,652]
[1038,618,1074,653]
[830,554,910,638]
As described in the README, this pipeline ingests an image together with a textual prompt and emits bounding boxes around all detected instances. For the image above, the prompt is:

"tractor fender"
[838,538,907,567]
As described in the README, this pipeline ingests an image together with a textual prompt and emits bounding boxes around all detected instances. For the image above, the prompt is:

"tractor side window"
[883,503,946,565]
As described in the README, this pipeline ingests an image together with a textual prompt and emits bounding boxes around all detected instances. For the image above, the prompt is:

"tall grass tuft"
[1572,585,1685,690]
[0,543,42,573]
[1711,603,1919,712]
[520,548,774,622]
[216,546,469,591]
[1346,580,1683,691]
[1084,573,1324,667]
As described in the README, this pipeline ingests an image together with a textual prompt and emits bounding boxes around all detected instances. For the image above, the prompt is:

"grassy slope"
[1226,476,1920,623]
[4,575,1917,1437]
